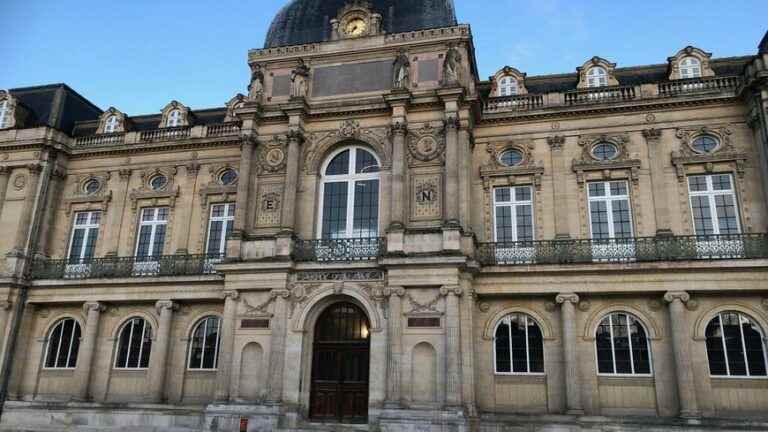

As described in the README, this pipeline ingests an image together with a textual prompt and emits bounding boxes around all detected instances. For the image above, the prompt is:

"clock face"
[343,18,367,37]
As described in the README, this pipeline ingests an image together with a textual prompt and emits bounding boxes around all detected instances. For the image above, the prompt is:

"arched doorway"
[309,302,370,423]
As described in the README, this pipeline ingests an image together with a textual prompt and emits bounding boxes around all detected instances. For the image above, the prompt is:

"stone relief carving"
[303,121,391,175]
[411,174,442,221]
[257,135,288,174]
[405,291,443,314]
[573,134,641,185]
[248,63,265,101]
[392,49,411,90]
[295,270,385,282]
[0,91,31,130]
[672,125,747,182]
[290,58,310,98]
[442,43,462,86]
[407,123,445,164]
[255,183,283,228]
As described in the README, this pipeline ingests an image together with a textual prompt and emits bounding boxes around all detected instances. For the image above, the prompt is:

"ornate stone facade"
[0,2,767,432]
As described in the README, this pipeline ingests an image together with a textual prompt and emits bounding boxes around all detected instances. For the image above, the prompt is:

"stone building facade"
[0,1,767,431]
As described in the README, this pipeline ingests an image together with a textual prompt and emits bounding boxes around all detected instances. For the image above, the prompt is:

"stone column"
[547,136,570,239]
[280,130,303,232]
[75,301,105,401]
[10,163,43,254]
[148,300,176,403]
[458,127,472,230]
[643,129,672,235]
[35,168,65,257]
[664,291,700,418]
[215,290,239,402]
[0,166,11,218]
[0,300,12,369]
[266,289,290,403]
[443,115,460,225]
[385,286,405,407]
[389,122,408,228]
[556,293,583,414]
[441,285,463,408]
[234,136,256,234]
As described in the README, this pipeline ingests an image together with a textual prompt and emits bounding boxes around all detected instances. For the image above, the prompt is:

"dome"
[264,0,457,48]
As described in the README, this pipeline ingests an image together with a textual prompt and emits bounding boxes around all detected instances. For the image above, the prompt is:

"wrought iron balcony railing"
[30,254,224,280]
[294,237,385,263]
[477,234,768,266]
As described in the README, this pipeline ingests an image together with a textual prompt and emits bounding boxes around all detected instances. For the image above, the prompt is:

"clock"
[343,17,367,37]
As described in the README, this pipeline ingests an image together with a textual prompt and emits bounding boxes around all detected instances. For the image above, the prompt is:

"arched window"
[166,109,182,127]
[188,316,222,370]
[494,313,544,374]
[498,76,518,97]
[586,66,608,88]
[104,115,119,133]
[318,146,381,239]
[44,318,81,369]
[705,311,768,377]
[595,312,652,375]
[0,100,9,129]
[114,317,152,369]
[680,57,702,79]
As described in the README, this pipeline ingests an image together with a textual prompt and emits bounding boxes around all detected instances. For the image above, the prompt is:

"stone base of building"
[3,402,768,432]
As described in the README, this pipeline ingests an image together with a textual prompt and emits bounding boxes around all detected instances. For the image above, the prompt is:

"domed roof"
[265,0,457,48]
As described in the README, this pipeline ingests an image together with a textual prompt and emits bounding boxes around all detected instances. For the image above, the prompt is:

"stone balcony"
[482,75,743,116]
[29,253,224,280]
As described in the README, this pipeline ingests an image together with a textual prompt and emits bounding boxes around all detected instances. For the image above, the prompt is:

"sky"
[1,0,765,115]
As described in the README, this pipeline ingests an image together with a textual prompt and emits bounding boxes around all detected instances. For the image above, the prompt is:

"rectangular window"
[206,203,235,256]
[588,181,633,240]
[687,174,740,235]
[493,186,534,242]
[135,207,168,259]
[67,211,101,263]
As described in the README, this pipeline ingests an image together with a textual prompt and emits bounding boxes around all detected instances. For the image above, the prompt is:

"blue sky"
[1,0,765,115]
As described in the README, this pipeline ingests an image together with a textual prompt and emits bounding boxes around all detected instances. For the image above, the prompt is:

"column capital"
[240,131,259,148]
[287,129,305,145]
[440,285,463,297]
[642,128,663,142]
[385,286,405,297]
[27,163,43,176]
[118,168,132,181]
[390,120,408,136]
[155,300,178,314]
[222,290,240,301]
[443,114,460,130]
[547,135,565,151]
[82,301,106,315]
[664,291,691,304]
[556,293,580,305]
[270,289,291,300]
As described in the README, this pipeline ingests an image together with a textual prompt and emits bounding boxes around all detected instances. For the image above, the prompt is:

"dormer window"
[104,115,119,134]
[0,100,9,129]
[679,57,702,79]
[498,77,518,97]
[587,67,608,88]
[166,109,182,127]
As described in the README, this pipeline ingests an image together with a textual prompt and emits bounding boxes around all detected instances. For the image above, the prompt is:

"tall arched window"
[586,66,608,88]
[498,76,518,96]
[104,115,119,133]
[44,318,82,369]
[679,57,702,79]
[114,317,152,369]
[166,109,182,127]
[705,311,768,377]
[0,100,9,129]
[595,312,652,375]
[188,316,222,370]
[494,313,544,374]
[318,146,381,239]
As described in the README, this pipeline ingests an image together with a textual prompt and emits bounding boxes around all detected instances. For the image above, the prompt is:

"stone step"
[275,423,371,432]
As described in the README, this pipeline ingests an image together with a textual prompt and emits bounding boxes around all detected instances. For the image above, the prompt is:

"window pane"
[495,187,511,203]
[69,229,85,261]
[688,176,708,192]
[152,225,166,256]
[515,186,531,202]
[68,324,81,368]
[207,221,224,255]
[705,316,728,376]
[45,323,64,368]
[202,318,220,369]
[715,195,740,234]
[743,318,768,376]
[495,322,511,373]
[588,183,605,197]
[136,226,152,258]
[610,182,627,196]
[590,201,610,239]
[83,229,98,260]
[509,315,528,373]
[612,199,633,238]
[355,149,380,173]
[321,182,348,239]
[527,318,544,373]
[596,318,615,374]
[326,150,350,175]
[721,312,747,376]
[352,179,379,238]
[612,314,633,374]
[690,196,713,235]
[712,175,732,191]
[516,204,534,241]
[140,324,152,368]
[630,318,651,374]
[495,206,513,242]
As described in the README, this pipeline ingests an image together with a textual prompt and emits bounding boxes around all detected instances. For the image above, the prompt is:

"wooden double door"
[309,302,370,423]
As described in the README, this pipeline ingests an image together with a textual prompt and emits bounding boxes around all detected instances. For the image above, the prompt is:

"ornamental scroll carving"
[672,125,747,183]
[303,120,391,175]
[407,123,446,165]
[257,135,288,175]
[573,134,641,185]
[287,280,387,327]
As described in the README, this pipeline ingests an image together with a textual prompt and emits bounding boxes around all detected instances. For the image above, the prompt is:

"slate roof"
[9,84,102,133]
[264,0,457,48]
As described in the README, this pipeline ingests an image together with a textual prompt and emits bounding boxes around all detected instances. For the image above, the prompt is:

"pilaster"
[663,291,700,418]
[215,290,239,402]
[556,293,583,414]
[441,285,463,408]
[384,286,405,407]
[148,300,177,403]
[266,289,291,403]
[75,301,105,401]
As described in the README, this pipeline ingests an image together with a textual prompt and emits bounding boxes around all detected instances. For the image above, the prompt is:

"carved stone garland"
[573,134,643,238]
[303,120,391,175]
[480,139,545,242]
[672,125,751,233]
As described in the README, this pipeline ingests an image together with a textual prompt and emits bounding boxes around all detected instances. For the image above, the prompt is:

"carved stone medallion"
[408,123,445,163]
[258,135,288,174]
